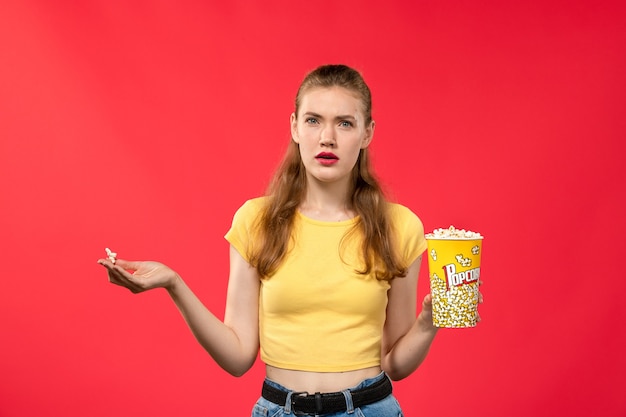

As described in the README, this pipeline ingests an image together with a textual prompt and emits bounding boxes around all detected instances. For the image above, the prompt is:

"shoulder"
[225,197,269,255]
[232,196,269,220]
[386,202,424,231]
[386,203,428,262]
[240,196,269,210]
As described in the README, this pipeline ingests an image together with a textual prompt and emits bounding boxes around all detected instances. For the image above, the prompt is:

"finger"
[422,294,433,311]
[109,269,145,293]
[108,275,143,292]
[97,258,141,273]
[108,262,147,288]
[102,263,128,284]
[98,258,124,269]
[113,259,141,271]
[99,260,134,279]
[99,259,144,291]
[107,276,144,294]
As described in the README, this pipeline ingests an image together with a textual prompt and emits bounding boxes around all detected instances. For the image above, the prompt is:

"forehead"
[298,87,364,117]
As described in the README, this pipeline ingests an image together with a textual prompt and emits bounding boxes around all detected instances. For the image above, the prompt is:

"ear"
[290,113,299,144]
[361,120,375,149]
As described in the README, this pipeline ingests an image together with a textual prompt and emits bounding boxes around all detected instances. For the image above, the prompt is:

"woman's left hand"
[416,294,437,332]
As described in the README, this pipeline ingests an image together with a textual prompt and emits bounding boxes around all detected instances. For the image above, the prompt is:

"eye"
[305,117,318,124]
[339,120,353,128]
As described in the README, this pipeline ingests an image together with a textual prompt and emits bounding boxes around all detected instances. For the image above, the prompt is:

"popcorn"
[105,248,117,264]
[455,254,472,267]
[426,225,482,239]
[430,272,480,328]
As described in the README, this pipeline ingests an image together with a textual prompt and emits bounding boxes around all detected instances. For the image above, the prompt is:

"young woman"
[98,64,439,416]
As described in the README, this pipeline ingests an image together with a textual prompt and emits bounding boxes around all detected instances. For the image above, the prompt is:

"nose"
[320,125,336,147]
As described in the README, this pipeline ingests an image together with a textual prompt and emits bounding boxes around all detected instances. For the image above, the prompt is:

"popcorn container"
[425,227,483,328]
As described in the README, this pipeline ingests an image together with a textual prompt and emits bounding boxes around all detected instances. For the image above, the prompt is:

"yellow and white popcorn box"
[426,226,483,328]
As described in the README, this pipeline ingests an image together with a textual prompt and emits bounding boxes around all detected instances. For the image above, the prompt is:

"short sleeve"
[389,204,428,266]
[224,197,266,262]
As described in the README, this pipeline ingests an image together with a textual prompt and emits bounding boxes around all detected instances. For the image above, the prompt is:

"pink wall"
[1,1,624,416]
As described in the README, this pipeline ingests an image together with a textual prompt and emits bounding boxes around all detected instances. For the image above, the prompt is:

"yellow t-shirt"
[224,197,427,372]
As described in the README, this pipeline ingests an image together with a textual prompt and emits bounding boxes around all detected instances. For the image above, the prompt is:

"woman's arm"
[380,255,439,381]
[98,245,260,377]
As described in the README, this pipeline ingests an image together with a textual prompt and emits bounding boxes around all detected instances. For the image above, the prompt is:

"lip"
[315,152,339,165]
[315,152,339,160]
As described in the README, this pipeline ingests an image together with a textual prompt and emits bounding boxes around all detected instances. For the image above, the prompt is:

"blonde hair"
[248,65,407,280]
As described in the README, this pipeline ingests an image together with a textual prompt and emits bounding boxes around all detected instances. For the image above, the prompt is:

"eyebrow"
[302,111,357,121]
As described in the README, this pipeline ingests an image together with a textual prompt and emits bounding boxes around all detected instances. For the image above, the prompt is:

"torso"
[265,365,382,393]
[225,198,425,393]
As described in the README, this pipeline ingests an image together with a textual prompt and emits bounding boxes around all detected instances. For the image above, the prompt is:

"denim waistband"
[261,371,391,415]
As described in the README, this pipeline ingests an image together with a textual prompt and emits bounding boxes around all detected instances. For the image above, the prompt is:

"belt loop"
[284,390,294,415]
[341,389,355,414]
[315,392,322,414]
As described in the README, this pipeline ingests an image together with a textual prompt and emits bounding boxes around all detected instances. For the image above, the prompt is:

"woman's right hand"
[97,258,180,293]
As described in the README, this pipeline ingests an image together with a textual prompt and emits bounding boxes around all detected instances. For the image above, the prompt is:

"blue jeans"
[251,372,404,417]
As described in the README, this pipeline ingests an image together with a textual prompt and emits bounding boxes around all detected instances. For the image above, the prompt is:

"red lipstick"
[315,152,339,165]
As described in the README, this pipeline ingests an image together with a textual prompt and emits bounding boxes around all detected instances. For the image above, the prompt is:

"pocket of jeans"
[251,398,284,417]
[251,403,268,417]
[356,407,403,417]
[355,394,404,417]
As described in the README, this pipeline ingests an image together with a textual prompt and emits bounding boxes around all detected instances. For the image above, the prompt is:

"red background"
[1,1,625,416]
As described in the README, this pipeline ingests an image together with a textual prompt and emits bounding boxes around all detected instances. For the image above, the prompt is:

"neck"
[300,176,354,221]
